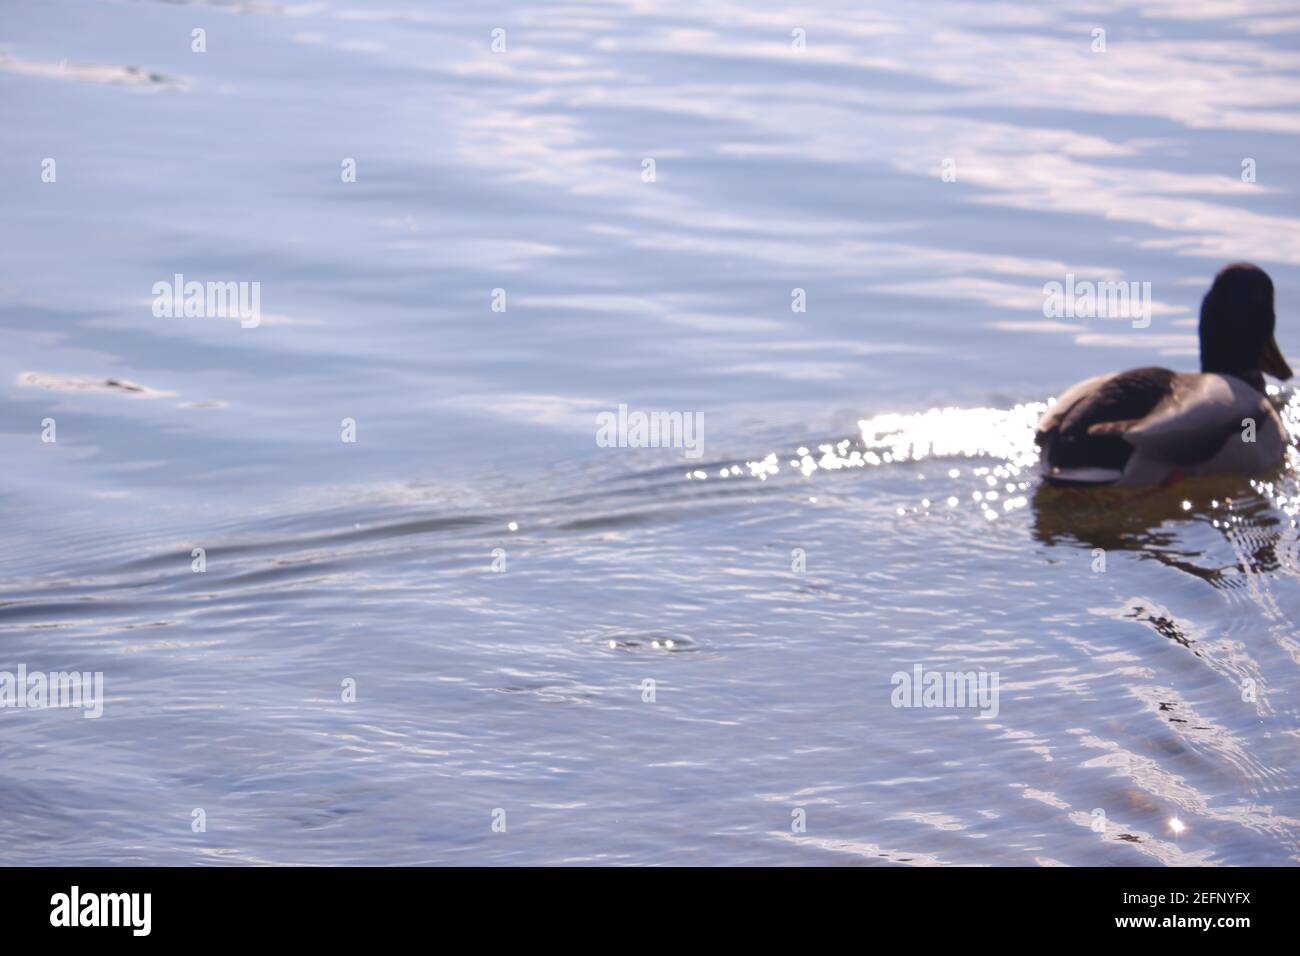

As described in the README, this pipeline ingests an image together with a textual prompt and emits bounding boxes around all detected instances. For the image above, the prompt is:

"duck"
[1036,263,1293,486]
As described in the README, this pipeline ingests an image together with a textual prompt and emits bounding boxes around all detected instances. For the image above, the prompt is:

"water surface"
[2,0,1300,865]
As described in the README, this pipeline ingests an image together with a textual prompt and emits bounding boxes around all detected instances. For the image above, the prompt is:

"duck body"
[1036,262,1293,487]
[1036,367,1286,486]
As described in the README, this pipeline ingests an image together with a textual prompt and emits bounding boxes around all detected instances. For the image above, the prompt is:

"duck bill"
[1259,336,1294,380]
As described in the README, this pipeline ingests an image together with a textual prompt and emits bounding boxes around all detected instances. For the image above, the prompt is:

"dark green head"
[1200,262,1291,384]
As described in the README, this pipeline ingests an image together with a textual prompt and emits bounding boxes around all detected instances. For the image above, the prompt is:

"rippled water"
[3,0,1300,865]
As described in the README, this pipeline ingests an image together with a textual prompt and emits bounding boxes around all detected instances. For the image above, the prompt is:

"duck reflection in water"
[1031,474,1290,585]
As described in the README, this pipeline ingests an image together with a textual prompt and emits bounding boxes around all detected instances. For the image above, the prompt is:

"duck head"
[1200,262,1292,387]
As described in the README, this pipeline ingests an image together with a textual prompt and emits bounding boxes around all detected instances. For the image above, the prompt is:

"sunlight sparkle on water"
[689,404,1045,498]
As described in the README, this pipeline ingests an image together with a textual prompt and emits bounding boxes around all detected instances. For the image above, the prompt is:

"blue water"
[2,0,1300,865]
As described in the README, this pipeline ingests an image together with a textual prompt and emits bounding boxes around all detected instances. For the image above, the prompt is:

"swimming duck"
[1036,263,1293,486]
